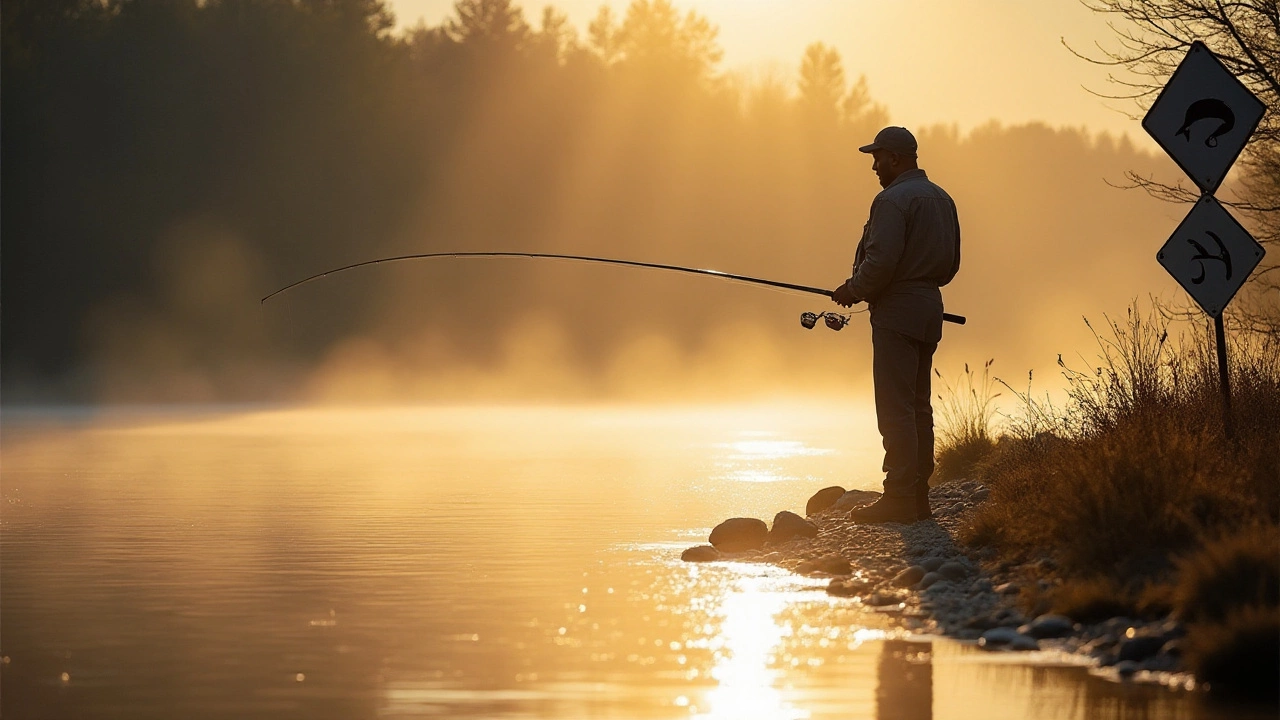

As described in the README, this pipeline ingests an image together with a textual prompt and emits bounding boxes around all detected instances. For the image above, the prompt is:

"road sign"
[1157,195,1266,318]
[1142,41,1266,194]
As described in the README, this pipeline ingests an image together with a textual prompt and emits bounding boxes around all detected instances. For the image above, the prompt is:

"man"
[832,126,961,524]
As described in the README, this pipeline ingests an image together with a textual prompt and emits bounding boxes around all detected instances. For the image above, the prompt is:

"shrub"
[1184,604,1280,702]
[1173,525,1280,625]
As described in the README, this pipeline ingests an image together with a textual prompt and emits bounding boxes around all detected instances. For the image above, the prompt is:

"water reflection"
[3,406,1273,720]
[699,575,800,720]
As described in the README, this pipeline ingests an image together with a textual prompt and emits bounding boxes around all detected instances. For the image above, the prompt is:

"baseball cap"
[858,126,918,156]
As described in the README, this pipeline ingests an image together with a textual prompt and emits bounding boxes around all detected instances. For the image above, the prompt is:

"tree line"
[2,0,1262,402]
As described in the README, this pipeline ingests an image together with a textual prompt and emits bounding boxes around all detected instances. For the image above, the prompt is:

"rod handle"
[943,312,966,325]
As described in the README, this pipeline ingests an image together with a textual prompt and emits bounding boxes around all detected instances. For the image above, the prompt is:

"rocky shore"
[681,481,1192,684]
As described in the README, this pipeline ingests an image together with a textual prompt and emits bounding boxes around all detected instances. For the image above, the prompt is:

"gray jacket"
[847,169,960,343]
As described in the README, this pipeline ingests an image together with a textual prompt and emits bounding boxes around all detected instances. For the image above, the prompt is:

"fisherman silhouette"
[832,127,961,525]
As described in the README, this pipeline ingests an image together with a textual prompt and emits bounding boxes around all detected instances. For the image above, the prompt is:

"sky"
[387,0,1153,144]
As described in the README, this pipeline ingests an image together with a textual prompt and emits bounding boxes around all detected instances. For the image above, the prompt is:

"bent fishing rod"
[261,252,967,327]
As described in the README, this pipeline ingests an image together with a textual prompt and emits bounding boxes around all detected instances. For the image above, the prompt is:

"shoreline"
[682,481,1198,689]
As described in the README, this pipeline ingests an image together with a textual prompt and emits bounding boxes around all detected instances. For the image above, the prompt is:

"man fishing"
[832,126,962,525]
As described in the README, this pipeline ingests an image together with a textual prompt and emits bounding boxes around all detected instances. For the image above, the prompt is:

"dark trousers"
[872,326,938,498]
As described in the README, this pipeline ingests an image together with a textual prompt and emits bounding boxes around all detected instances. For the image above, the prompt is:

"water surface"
[2,405,1264,719]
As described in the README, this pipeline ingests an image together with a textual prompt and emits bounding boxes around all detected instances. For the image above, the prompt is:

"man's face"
[871,149,898,188]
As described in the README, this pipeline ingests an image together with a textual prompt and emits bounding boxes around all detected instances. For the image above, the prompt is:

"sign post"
[1143,41,1268,438]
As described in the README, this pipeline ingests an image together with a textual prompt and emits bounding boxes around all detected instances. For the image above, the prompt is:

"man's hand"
[832,282,859,308]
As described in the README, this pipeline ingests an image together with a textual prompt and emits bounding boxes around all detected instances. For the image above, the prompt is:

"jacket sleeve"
[848,196,906,302]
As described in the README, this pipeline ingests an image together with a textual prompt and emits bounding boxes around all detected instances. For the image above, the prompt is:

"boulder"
[709,518,768,552]
[805,486,846,516]
[768,511,819,543]
[920,557,947,572]
[918,572,943,589]
[891,566,927,588]
[680,545,721,562]
[832,489,880,512]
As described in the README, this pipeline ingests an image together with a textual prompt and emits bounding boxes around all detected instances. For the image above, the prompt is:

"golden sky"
[388,0,1152,143]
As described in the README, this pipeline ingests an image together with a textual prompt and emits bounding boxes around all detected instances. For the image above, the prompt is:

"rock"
[937,561,970,581]
[920,557,946,572]
[805,486,846,516]
[995,582,1021,595]
[892,566,926,588]
[681,545,721,562]
[709,518,768,552]
[977,627,1026,649]
[866,592,902,607]
[768,511,819,544]
[1117,635,1166,663]
[795,553,852,576]
[1160,639,1184,657]
[1114,660,1140,678]
[971,488,990,502]
[970,579,994,593]
[827,578,872,597]
[1019,614,1075,639]
[832,489,880,512]
[918,572,943,589]
[1009,634,1040,651]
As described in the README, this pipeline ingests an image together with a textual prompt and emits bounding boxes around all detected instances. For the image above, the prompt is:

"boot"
[849,494,918,524]
[916,481,933,521]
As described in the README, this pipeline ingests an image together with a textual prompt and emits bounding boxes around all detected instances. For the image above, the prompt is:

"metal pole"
[1214,314,1234,439]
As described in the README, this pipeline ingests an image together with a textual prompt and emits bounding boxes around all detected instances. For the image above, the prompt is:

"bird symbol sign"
[1157,195,1265,318]
[1142,41,1266,194]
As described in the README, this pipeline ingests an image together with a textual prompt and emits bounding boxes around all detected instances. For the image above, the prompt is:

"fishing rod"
[261,252,967,326]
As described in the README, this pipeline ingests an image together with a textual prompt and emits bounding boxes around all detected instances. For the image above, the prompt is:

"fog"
[2,0,1221,406]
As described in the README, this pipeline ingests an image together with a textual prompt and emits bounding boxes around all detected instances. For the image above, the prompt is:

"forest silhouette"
[3,0,1194,403]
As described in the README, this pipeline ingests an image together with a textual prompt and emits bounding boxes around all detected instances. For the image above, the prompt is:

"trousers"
[872,326,938,498]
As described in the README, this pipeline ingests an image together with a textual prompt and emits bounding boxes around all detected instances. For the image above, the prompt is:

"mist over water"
[1,0,1210,406]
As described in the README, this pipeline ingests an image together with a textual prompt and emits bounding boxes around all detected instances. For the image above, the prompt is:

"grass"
[932,359,999,483]
[934,301,1280,698]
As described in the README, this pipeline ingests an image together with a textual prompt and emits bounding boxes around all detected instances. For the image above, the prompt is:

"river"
[1,404,1265,719]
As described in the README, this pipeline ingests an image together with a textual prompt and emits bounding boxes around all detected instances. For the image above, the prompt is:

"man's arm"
[846,197,907,303]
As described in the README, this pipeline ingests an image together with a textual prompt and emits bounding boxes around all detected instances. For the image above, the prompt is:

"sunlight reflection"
[720,440,833,459]
[695,577,808,720]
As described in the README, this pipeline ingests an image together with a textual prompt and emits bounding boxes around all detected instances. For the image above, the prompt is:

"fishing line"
[261,251,966,325]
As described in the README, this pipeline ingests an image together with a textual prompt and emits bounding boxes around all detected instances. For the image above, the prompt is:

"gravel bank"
[682,481,1194,686]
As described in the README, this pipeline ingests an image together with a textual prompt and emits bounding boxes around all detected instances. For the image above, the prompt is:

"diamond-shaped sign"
[1157,195,1266,318]
[1142,41,1266,195]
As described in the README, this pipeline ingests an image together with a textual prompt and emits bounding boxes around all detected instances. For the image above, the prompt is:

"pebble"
[680,545,721,562]
[937,561,969,581]
[892,566,926,588]
[1117,635,1166,663]
[918,572,942,589]
[995,582,1020,595]
[1019,614,1075,639]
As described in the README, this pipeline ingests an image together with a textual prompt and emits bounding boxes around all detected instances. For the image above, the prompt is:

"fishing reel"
[800,311,850,331]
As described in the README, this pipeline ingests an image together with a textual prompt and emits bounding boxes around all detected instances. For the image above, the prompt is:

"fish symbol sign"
[1142,41,1266,194]
[1175,99,1235,148]
[1157,196,1265,319]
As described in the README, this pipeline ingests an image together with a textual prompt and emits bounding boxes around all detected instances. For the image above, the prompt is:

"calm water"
[1,404,1265,720]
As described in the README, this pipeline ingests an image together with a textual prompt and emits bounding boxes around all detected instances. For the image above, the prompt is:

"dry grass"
[951,302,1279,694]
[932,359,999,482]
[962,304,1279,576]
